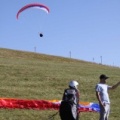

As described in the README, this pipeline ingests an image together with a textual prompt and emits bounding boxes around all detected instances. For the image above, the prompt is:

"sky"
[1,0,120,67]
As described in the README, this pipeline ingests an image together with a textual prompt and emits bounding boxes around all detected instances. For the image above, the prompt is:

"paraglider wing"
[0,98,100,112]
[16,3,50,19]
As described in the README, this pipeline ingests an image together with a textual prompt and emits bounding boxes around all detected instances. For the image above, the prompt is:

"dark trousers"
[59,101,79,120]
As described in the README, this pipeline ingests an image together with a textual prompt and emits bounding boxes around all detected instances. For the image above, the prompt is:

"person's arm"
[76,89,80,103]
[109,81,120,90]
[96,91,105,109]
[96,91,102,105]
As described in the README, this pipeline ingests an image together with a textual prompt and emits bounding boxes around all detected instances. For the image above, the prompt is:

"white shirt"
[95,83,112,104]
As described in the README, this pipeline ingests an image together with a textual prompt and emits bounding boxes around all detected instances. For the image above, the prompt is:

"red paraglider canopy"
[0,98,100,112]
[16,3,50,19]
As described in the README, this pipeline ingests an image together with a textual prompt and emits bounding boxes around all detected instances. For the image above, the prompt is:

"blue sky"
[1,0,120,66]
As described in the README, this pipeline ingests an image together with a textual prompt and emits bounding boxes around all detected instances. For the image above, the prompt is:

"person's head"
[99,74,109,84]
[69,80,79,89]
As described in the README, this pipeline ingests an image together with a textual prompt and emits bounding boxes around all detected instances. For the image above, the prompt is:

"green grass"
[0,48,120,120]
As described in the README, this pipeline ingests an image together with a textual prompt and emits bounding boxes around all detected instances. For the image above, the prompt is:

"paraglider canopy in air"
[16,3,50,19]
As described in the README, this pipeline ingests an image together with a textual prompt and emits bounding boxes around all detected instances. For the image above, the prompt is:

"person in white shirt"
[95,74,120,120]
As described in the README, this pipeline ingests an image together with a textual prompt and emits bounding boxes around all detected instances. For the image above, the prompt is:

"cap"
[99,74,109,80]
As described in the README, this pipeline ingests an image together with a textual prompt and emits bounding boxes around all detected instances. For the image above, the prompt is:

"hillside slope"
[0,48,120,120]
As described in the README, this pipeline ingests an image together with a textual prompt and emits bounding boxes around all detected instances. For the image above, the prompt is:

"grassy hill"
[0,48,120,120]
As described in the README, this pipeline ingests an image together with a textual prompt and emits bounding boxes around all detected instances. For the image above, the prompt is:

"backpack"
[63,88,77,104]
[59,88,78,120]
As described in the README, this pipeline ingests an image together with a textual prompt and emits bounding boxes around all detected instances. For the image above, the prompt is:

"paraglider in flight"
[39,33,43,37]
[16,3,50,19]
